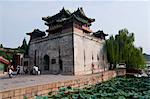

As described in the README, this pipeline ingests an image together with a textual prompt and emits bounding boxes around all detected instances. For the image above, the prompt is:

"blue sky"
[0,0,150,54]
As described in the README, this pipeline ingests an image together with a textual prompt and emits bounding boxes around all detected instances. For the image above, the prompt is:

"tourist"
[10,65,14,71]
[24,68,28,74]
[33,65,39,75]
[16,65,20,75]
[8,68,13,78]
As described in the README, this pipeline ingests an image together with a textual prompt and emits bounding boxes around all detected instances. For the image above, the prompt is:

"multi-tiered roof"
[27,7,108,40]
[42,7,95,33]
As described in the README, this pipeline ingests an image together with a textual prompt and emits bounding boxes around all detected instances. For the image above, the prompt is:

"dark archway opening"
[58,47,63,73]
[59,59,63,72]
[44,55,49,70]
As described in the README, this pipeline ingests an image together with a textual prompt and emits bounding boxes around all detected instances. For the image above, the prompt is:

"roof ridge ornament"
[79,7,85,16]
[61,7,65,12]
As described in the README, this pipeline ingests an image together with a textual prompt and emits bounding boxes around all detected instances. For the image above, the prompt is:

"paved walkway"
[0,74,79,92]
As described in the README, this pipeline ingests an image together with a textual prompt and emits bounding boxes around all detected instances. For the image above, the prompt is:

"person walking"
[16,66,20,75]
[33,65,38,75]
[8,68,13,78]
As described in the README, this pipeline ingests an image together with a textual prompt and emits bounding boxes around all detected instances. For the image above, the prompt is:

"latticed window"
[51,59,56,64]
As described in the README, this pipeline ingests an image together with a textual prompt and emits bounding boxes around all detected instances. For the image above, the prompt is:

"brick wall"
[0,69,126,99]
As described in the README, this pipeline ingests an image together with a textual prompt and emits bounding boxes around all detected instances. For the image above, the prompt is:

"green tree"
[20,38,28,55]
[0,50,12,61]
[106,28,145,69]
[106,36,115,69]
[0,44,3,48]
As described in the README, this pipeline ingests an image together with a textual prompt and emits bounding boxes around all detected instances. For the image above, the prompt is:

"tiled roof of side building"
[26,29,46,37]
[0,47,24,53]
[0,56,10,65]
[143,53,150,61]
[93,30,108,39]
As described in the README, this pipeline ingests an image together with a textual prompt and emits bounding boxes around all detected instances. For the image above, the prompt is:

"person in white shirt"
[33,66,38,75]
[9,68,13,78]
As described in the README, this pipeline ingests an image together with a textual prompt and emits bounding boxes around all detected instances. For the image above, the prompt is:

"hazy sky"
[0,0,150,54]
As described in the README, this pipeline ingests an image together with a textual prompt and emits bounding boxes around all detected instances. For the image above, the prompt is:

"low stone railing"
[0,69,126,99]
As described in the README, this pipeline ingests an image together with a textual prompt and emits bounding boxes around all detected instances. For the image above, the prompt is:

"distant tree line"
[0,44,12,61]
[0,38,28,61]
[18,38,29,55]
[106,28,145,69]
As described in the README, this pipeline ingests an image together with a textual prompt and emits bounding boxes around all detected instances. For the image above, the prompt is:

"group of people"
[8,65,21,78]
[7,65,40,78]
[8,65,14,78]
[30,65,40,75]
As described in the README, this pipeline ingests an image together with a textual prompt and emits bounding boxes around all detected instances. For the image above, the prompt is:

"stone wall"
[73,31,108,75]
[0,69,126,99]
[28,22,108,75]
[28,32,74,75]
